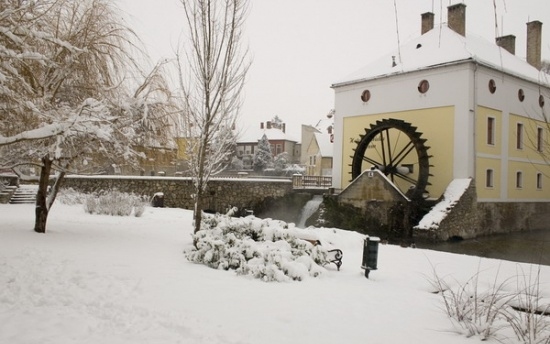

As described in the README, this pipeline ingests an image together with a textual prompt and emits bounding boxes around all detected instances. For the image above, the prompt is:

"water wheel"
[351,118,432,200]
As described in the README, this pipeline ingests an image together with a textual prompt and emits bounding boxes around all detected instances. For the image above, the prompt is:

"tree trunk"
[193,188,203,234]
[34,156,53,233]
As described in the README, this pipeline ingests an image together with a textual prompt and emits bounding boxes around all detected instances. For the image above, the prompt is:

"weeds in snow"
[503,265,550,344]
[429,261,550,343]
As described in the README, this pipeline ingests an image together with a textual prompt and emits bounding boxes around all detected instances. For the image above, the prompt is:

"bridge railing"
[292,175,332,188]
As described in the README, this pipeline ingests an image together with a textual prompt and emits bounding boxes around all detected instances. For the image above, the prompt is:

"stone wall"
[0,175,19,187]
[331,173,550,242]
[476,201,550,235]
[415,180,550,241]
[61,175,293,214]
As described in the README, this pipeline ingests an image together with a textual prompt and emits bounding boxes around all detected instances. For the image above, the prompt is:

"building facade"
[236,120,300,169]
[331,4,549,208]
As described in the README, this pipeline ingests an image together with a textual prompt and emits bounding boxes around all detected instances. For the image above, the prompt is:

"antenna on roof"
[393,0,402,65]
[492,0,499,38]
[438,0,443,48]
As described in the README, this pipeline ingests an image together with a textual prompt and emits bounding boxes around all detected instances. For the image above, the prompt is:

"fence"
[292,175,332,188]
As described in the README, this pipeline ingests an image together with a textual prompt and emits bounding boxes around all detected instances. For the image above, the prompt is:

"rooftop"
[333,24,549,88]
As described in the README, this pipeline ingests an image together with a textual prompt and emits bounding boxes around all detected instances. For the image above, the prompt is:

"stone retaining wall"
[61,175,293,214]
[416,180,550,241]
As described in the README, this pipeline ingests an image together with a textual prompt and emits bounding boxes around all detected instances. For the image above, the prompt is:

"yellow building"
[331,4,550,236]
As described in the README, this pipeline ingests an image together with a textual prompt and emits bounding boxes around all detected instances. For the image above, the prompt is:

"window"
[488,79,496,94]
[540,95,546,108]
[361,90,371,102]
[486,169,494,188]
[487,117,495,145]
[516,123,524,149]
[277,144,283,155]
[515,171,523,189]
[537,127,544,152]
[537,173,543,189]
[418,80,430,94]
[518,89,525,102]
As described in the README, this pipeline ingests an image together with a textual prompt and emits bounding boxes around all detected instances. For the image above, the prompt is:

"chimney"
[496,35,516,55]
[448,3,466,36]
[526,20,542,70]
[266,121,272,129]
[282,123,286,133]
[260,122,264,129]
[421,12,434,34]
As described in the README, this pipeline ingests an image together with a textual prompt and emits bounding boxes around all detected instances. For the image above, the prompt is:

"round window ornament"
[518,89,525,102]
[488,79,496,94]
[361,89,371,102]
[539,95,545,108]
[418,80,430,94]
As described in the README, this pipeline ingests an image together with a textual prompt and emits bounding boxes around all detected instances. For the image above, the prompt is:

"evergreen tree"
[254,134,273,171]
[274,152,290,174]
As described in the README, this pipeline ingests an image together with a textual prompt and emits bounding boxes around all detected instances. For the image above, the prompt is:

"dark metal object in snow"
[152,193,164,208]
[328,249,343,271]
[301,239,343,271]
[361,236,380,278]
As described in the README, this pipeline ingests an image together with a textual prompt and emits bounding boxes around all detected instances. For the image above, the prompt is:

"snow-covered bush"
[186,214,331,282]
[84,190,149,217]
[273,152,290,173]
[57,188,89,205]
[284,164,305,176]
[59,188,148,217]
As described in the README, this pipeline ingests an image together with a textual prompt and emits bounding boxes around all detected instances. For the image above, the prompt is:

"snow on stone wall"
[415,178,472,231]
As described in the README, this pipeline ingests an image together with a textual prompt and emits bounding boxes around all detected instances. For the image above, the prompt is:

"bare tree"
[176,0,250,233]
[0,0,178,233]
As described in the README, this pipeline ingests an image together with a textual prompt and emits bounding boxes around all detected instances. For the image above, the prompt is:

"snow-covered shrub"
[57,188,89,205]
[82,190,149,217]
[186,214,332,282]
[273,152,290,174]
[283,164,305,176]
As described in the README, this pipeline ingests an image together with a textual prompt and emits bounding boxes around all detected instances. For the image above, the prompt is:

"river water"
[417,229,550,266]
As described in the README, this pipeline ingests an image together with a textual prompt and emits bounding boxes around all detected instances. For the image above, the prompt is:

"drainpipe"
[472,62,478,184]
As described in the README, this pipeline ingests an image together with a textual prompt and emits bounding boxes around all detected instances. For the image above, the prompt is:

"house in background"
[301,116,334,176]
[236,119,300,170]
[331,3,550,234]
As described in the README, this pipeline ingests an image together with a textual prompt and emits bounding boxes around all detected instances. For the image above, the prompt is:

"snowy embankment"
[1,203,549,344]
[415,178,471,230]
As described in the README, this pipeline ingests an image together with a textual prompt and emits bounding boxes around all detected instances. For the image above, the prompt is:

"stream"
[418,229,550,266]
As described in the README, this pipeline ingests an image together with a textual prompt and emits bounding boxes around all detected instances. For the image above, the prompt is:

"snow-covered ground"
[1,203,549,344]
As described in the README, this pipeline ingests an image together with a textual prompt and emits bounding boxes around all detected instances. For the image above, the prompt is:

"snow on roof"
[314,132,333,158]
[415,178,472,231]
[333,25,549,87]
[238,126,299,144]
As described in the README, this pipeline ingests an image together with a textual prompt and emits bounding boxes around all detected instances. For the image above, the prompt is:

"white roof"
[238,126,299,144]
[314,132,333,158]
[333,25,549,88]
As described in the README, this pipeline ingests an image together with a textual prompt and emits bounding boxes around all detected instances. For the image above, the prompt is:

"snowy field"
[1,203,549,344]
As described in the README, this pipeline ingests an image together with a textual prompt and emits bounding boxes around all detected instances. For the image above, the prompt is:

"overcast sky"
[117,0,550,140]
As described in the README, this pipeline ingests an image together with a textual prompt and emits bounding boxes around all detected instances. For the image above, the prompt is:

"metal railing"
[292,175,332,188]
